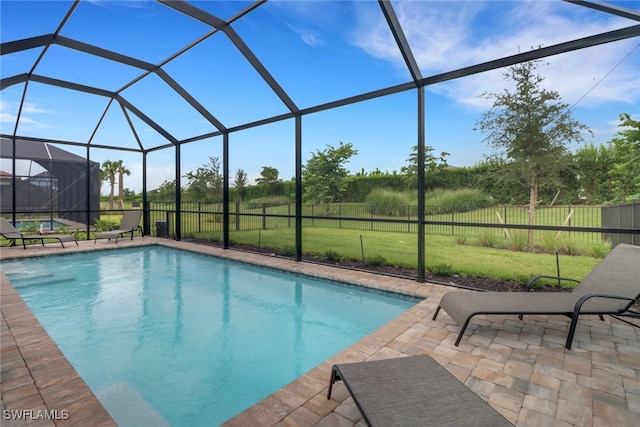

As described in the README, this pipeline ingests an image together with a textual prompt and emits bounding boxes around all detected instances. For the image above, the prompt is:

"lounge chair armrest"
[573,293,638,315]
[525,275,580,292]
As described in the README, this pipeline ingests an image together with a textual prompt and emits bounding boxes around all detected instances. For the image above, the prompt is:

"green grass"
[150,202,606,287]
[197,226,600,286]
[163,202,603,245]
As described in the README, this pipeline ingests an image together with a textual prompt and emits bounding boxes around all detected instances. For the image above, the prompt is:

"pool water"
[13,219,66,230]
[2,246,416,426]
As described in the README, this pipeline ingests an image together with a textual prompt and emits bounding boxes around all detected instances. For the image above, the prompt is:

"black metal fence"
[147,201,614,244]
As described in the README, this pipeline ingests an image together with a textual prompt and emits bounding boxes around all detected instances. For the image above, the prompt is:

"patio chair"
[327,355,513,427]
[0,217,78,249]
[94,210,143,244]
[433,243,640,349]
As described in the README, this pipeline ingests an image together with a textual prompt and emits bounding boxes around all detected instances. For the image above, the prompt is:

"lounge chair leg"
[432,306,442,320]
[327,366,340,399]
[454,319,473,346]
[566,315,579,350]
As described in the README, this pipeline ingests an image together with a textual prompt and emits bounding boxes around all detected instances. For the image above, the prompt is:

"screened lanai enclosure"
[1,0,639,280]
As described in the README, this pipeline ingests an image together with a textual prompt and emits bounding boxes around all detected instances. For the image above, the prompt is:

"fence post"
[262,203,266,230]
[236,201,240,231]
[451,210,454,236]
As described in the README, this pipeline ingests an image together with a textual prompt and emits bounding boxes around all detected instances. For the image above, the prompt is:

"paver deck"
[1,238,639,426]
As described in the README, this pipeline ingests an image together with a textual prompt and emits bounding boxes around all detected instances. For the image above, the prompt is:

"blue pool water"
[2,246,416,426]
[13,219,66,230]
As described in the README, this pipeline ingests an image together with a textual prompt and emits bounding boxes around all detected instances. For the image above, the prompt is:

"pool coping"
[0,238,437,426]
[3,238,640,426]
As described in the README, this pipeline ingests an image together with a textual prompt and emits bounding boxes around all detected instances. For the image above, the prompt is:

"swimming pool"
[12,219,67,230]
[2,246,416,426]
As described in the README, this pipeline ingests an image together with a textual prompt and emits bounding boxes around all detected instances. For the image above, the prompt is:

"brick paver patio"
[1,238,639,426]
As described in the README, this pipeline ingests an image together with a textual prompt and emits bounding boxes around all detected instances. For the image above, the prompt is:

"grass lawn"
[204,226,601,286]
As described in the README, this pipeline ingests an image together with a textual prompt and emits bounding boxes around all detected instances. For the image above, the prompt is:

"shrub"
[476,230,499,248]
[324,250,342,261]
[246,196,290,209]
[366,255,387,266]
[94,218,118,232]
[425,188,495,215]
[72,230,86,240]
[430,263,455,276]
[280,245,296,257]
[539,232,582,256]
[21,222,40,235]
[587,239,611,258]
[366,188,414,216]
[507,230,528,252]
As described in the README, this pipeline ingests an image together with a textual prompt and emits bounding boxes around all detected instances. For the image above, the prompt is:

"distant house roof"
[0,137,96,165]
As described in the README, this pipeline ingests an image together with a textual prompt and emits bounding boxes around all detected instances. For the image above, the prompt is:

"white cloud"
[352,0,640,111]
[0,101,53,131]
[284,21,322,47]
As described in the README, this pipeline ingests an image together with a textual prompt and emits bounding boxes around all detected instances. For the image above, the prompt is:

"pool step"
[3,261,75,288]
[96,383,170,427]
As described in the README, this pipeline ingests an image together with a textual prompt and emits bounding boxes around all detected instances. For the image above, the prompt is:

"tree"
[100,160,118,209]
[574,143,614,204]
[255,166,283,196]
[475,60,589,245]
[608,113,640,201]
[233,168,248,201]
[400,145,450,190]
[114,160,131,209]
[148,179,176,202]
[184,156,223,203]
[303,141,358,211]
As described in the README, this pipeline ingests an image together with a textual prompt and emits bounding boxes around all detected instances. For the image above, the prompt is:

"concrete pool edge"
[1,273,117,427]
[0,238,439,426]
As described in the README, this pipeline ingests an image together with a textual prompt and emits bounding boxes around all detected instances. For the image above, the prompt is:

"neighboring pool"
[13,219,67,230]
[2,246,417,426]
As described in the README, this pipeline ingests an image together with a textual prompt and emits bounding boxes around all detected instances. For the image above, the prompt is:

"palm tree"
[115,160,131,209]
[101,160,117,209]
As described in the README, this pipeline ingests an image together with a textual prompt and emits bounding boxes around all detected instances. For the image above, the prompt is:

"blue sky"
[1,0,639,194]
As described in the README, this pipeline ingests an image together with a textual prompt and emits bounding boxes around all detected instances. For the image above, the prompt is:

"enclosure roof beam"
[0,35,54,55]
[565,0,640,22]
[115,95,178,145]
[417,24,640,87]
[378,0,423,84]
[30,74,114,98]
[0,74,29,90]
[158,0,299,113]
[2,33,226,133]
[155,68,226,132]
[56,35,227,132]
